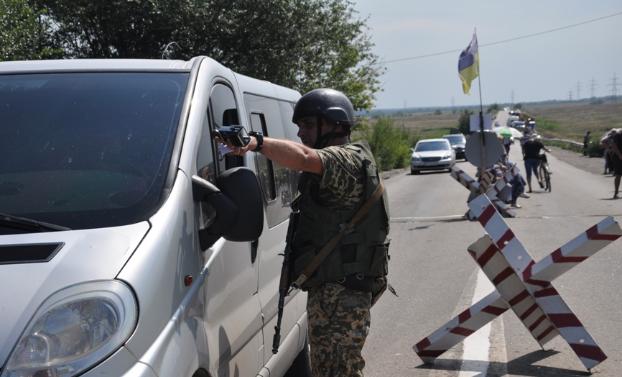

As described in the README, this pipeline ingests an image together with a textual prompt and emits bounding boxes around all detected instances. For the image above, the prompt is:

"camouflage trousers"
[307,282,372,377]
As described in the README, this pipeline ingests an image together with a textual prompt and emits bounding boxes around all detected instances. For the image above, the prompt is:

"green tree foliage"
[33,0,382,109]
[486,103,499,114]
[0,0,59,60]
[457,109,473,135]
[355,117,414,171]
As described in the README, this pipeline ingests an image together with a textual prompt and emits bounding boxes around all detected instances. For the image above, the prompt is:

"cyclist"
[522,133,551,192]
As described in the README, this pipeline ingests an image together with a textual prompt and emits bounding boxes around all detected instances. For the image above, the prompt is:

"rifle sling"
[292,181,385,288]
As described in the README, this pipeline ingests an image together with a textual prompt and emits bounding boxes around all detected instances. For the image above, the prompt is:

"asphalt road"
[362,144,622,377]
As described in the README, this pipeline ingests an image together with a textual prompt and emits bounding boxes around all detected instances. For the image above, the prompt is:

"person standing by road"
[222,88,390,377]
[609,130,622,199]
[583,131,591,156]
[522,134,551,192]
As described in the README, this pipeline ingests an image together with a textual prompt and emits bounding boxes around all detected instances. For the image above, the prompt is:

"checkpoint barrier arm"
[414,290,509,362]
[450,166,515,218]
[414,194,621,371]
[468,194,621,370]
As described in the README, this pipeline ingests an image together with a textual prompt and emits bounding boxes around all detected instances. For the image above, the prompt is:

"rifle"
[272,208,299,354]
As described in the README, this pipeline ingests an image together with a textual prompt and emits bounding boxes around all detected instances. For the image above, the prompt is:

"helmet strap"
[313,117,350,148]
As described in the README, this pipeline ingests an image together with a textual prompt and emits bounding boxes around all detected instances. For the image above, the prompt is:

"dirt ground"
[548,146,607,176]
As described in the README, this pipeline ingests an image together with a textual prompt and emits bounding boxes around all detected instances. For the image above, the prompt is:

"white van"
[0,57,309,377]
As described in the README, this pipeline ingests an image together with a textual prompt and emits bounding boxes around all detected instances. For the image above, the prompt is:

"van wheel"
[285,340,312,377]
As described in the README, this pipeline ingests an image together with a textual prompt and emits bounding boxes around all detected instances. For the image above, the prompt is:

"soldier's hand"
[215,135,258,156]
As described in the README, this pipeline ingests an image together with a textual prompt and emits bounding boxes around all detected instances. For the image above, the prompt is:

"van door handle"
[250,239,258,264]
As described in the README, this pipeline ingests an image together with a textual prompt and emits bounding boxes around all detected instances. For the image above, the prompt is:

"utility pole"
[511,90,515,106]
[590,78,597,99]
[576,81,581,100]
[609,73,620,101]
[568,90,573,101]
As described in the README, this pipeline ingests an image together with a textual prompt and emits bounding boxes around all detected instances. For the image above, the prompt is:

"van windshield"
[0,72,188,231]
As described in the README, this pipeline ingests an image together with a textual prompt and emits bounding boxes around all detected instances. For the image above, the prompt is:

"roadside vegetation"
[355,109,463,171]
[357,99,622,171]
[0,0,382,110]
[519,100,622,157]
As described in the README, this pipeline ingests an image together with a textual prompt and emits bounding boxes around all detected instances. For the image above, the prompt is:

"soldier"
[223,88,390,377]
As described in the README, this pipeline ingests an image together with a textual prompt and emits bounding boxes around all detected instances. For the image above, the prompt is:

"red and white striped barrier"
[414,194,621,371]
[450,166,515,218]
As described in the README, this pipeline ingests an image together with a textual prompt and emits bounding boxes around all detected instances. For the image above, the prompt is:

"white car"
[410,138,456,174]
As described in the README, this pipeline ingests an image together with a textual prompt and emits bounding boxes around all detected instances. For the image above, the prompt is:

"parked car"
[511,120,526,130]
[411,138,455,174]
[506,115,520,127]
[442,133,467,160]
[0,58,309,377]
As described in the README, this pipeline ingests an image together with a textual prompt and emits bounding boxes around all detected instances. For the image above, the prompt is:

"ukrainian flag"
[458,32,479,94]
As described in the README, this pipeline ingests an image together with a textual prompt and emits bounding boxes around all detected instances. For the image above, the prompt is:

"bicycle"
[537,152,552,192]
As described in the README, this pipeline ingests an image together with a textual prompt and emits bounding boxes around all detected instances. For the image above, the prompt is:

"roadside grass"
[378,111,462,142]
[358,99,621,169]
[523,100,622,141]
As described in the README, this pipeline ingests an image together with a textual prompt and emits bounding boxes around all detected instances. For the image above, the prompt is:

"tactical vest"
[290,142,390,291]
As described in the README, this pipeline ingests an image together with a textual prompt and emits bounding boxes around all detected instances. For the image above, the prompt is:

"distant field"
[366,99,622,146]
[371,111,462,143]
[521,100,622,141]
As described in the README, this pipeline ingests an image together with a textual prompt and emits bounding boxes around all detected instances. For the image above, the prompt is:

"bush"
[457,109,473,135]
[587,141,604,157]
[354,117,415,171]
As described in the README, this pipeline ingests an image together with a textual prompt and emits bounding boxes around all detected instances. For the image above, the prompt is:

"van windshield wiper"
[0,212,71,232]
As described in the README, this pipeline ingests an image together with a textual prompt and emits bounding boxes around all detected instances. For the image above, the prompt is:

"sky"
[351,0,622,109]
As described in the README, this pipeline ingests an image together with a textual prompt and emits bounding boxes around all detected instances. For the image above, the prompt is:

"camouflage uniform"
[306,145,372,377]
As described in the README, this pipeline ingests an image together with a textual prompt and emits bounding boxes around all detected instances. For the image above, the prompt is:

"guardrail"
[540,137,582,148]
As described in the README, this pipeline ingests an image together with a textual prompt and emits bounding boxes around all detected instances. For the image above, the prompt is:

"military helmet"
[292,88,355,128]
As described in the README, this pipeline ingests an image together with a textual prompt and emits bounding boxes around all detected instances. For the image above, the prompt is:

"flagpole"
[476,37,487,192]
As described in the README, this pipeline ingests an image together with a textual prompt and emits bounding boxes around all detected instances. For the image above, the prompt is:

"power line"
[381,10,622,65]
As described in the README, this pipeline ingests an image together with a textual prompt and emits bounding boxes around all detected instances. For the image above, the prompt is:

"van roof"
[0,58,197,73]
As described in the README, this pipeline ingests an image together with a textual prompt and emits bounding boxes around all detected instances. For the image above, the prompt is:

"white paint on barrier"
[459,270,494,376]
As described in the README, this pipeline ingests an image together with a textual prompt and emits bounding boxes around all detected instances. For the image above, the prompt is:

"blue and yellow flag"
[458,32,479,94]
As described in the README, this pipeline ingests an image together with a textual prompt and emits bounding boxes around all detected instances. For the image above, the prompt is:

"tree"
[355,117,414,170]
[0,0,60,60]
[486,103,499,114]
[457,109,473,135]
[34,0,383,109]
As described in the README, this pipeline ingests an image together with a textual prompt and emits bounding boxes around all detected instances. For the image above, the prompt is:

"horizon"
[352,1,622,110]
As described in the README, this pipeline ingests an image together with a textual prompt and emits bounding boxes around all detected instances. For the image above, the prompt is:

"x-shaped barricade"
[414,194,621,371]
[450,166,516,218]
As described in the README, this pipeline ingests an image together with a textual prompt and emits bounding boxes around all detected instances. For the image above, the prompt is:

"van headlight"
[2,280,137,377]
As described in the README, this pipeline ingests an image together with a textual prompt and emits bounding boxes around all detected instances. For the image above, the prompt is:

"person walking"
[221,88,390,377]
[522,134,550,192]
[583,131,591,156]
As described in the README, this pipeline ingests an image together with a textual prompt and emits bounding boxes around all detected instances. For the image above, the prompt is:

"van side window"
[244,93,300,227]
[250,113,277,201]
[209,83,243,173]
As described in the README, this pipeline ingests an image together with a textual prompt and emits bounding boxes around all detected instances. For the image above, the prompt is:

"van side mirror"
[192,167,264,249]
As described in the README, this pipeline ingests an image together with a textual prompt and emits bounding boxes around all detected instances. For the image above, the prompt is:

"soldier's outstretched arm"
[224,136,324,174]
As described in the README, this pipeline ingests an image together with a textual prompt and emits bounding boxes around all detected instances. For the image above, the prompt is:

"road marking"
[459,270,494,376]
